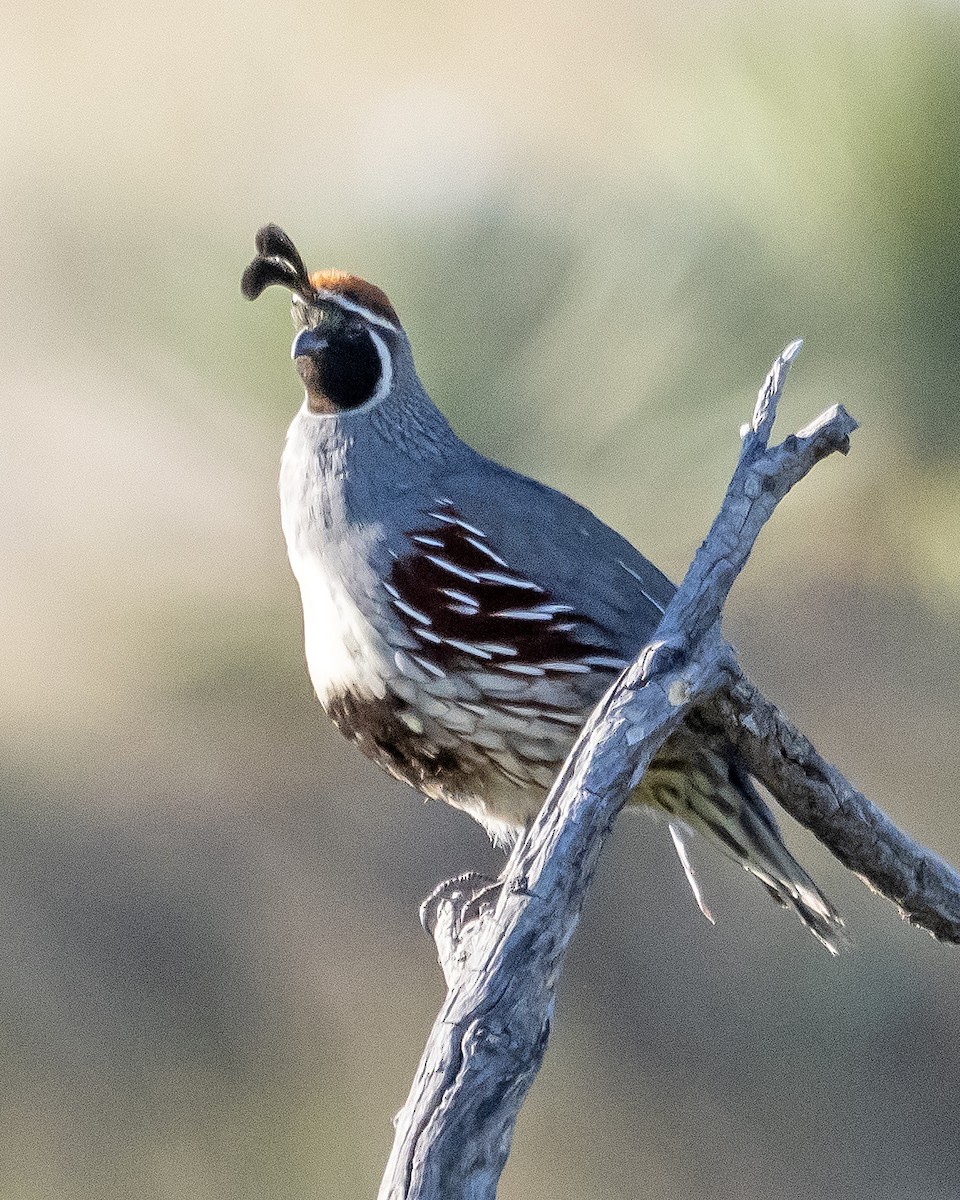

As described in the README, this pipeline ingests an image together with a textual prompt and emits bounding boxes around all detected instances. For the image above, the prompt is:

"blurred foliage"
[3,0,960,1197]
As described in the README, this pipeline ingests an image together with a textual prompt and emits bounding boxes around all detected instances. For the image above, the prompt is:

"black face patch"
[298,320,384,414]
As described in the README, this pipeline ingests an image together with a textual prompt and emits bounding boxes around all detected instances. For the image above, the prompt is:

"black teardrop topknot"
[254,224,307,276]
[241,224,311,300]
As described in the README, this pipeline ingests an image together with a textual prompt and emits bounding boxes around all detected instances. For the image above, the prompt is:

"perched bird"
[242,224,842,951]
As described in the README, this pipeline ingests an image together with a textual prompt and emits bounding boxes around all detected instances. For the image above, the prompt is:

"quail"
[242,224,843,951]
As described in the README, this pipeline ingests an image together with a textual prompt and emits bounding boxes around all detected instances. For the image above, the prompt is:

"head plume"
[241,224,312,301]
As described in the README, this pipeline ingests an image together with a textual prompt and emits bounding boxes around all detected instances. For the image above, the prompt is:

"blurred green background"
[3,1,960,1197]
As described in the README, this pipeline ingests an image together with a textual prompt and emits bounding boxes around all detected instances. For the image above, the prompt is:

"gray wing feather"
[432,453,676,657]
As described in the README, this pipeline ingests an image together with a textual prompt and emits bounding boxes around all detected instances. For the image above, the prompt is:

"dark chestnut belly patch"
[324,690,477,799]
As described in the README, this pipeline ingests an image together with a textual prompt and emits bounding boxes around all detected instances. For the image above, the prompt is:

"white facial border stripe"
[367,328,393,405]
[317,289,401,333]
[295,296,395,418]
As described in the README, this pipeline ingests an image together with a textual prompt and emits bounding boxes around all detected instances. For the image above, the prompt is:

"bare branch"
[377,346,879,1200]
[710,677,960,942]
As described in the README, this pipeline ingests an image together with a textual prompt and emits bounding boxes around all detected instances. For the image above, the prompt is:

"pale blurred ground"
[3,2,960,1197]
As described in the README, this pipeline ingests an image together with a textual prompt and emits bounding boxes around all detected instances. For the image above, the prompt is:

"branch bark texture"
[377,342,960,1199]
[710,678,960,942]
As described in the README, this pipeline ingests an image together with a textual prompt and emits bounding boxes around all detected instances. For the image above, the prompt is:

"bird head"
[242,224,404,416]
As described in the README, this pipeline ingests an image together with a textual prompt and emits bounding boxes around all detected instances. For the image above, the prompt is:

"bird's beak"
[291,328,328,360]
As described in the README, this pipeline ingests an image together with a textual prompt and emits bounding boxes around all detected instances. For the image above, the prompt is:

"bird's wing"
[419,454,676,660]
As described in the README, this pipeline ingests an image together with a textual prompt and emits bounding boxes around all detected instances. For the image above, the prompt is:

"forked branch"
[377,342,960,1200]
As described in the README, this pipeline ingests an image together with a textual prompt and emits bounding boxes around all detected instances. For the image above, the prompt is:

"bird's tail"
[632,725,844,953]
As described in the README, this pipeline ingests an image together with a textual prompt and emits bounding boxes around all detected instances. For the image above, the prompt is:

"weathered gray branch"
[377,342,960,1200]
[708,678,960,942]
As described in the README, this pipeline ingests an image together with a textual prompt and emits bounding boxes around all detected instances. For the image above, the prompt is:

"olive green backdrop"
[3,2,960,1197]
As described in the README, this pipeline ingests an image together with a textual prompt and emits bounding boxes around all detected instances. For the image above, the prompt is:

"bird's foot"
[420,871,502,988]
